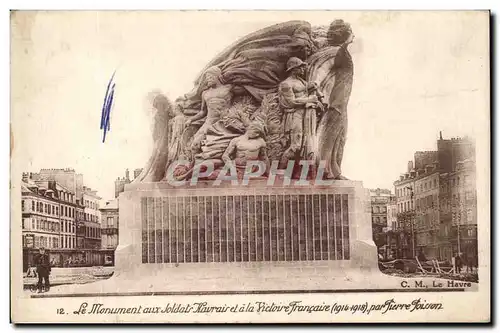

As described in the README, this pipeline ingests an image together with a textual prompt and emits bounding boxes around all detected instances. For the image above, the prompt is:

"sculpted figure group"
[135,19,355,184]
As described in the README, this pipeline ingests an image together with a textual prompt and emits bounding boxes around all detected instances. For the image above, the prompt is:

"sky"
[11,11,489,201]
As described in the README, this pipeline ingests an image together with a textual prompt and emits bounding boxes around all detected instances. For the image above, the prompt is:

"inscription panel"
[141,193,350,264]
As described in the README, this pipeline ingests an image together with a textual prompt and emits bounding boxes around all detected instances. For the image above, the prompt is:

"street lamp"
[457,196,463,256]
[405,186,415,258]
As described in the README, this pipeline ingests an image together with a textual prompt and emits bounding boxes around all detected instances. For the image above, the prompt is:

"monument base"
[109,180,383,292]
[49,180,424,296]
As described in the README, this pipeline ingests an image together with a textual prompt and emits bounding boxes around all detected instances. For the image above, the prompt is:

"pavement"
[33,263,478,297]
[23,266,114,293]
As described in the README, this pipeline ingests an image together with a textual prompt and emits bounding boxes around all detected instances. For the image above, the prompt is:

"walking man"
[454,253,463,274]
[34,247,51,293]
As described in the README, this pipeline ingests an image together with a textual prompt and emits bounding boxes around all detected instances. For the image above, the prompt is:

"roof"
[101,199,118,210]
[21,182,35,194]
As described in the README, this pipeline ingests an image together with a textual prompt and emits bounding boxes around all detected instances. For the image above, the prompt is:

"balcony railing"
[101,227,118,235]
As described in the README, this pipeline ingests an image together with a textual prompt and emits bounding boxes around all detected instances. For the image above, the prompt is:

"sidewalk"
[23,266,114,291]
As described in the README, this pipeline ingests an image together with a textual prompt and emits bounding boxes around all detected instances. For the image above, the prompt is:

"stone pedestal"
[110,180,380,292]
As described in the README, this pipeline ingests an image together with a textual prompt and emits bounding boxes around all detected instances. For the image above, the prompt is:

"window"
[467,209,473,222]
[32,220,35,229]
[32,201,35,211]
[21,200,25,211]
[457,177,460,185]
[433,179,437,188]
[107,217,114,227]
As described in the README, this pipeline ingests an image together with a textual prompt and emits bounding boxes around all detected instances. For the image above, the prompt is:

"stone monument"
[114,19,380,292]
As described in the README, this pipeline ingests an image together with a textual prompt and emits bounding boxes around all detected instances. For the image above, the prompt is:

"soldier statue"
[278,57,324,169]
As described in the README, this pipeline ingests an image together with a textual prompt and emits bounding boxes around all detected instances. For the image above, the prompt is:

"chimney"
[22,172,29,182]
[125,169,130,181]
[407,161,414,173]
[439,131,443,140]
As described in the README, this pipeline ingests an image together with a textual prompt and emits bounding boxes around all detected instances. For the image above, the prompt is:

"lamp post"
[405,186,415,258]
[457,196,463,256]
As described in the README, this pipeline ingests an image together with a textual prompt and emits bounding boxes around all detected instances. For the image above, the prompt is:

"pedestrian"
[34,247,51,293]
[454,253,462,274]
[464,254,472,273]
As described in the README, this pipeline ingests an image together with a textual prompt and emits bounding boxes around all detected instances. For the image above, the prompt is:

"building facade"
[22,169,107,268]
[82,187,102,249]
[75,200,85,249]
[114,168,143,198]
[21,181,61,252]
[369,188,392,235]
[413,165,440,259]
[114,169,131,198]
[369,188,393,258]
[393,133,477,261]
[100,199,119,250]
[450,159,477,263]
[386,196,398,231]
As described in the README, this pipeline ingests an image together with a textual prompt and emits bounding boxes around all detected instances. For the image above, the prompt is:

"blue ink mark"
[100,71,116,143]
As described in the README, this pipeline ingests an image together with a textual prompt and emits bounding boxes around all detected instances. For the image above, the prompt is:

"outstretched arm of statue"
[232,85,246,96]
[222,138,238,166]
[279,82,318,108]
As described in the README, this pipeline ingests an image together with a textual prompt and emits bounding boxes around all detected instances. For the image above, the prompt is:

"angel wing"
[133,93,175,183]
[181,20,316,106]
[307,45,354,179]
[195,20,312,83]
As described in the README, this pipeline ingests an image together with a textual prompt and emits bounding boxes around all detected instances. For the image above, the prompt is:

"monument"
[114,19,380,292]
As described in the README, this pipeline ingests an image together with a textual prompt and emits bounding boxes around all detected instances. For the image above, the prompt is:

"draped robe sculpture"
[134,19,355,183]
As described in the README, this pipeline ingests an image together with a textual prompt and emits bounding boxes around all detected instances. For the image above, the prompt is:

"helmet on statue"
[286,57,307,72]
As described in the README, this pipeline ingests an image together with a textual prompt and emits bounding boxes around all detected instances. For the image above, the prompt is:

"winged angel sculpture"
[134,19,354,183]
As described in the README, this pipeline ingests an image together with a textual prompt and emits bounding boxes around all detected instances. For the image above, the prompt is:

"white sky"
[11,11,489,201]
